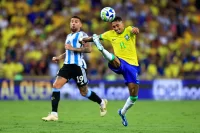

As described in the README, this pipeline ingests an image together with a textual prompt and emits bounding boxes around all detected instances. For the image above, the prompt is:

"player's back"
[64,31,88,69]
[100,26,139,66]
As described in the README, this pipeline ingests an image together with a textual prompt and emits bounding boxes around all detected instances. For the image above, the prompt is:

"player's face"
[111,21,124,34]
[70,18,82,33]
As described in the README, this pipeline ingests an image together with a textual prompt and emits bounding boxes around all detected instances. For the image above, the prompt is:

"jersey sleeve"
[99,31,110,41]
[80,31,91,46]
[81,31,88,38]
[127,26,133,33]
[65,35,70,44]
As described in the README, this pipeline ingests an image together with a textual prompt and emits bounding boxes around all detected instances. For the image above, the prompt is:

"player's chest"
[66,33,81,47]
[110,34,132,46]
[67,34,80,42]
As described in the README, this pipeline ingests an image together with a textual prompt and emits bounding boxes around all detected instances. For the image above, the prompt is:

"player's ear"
[79,21,82,27]
[120,21,124,27]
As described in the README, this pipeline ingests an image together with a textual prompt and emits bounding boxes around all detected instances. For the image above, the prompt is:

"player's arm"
[79,31,109,44]
[80,36,93,42]
[52,52,66,63]
[65,42,92,53]
[79,34,102,43]
[131,27,139,34]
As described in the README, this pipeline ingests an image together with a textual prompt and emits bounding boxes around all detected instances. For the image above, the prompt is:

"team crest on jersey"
[124,34,130,41]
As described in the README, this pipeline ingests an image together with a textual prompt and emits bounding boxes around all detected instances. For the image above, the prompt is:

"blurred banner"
[0,79,199,100]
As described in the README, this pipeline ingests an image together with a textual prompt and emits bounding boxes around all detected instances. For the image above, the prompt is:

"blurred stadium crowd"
[0,0,200,80]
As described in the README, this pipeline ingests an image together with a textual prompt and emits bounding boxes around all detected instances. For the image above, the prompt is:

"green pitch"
[0,100,199,133]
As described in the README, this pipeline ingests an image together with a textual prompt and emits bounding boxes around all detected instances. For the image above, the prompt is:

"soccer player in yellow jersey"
[81,16,139,127]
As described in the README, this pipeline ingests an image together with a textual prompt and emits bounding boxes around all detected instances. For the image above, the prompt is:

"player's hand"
[79,37,83,42]
[132,27,139,34]
[79,37,86,44]
[52,56,59,63]
[65,44,74,51]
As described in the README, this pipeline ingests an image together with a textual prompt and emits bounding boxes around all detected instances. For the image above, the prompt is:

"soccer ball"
[100,7,115,22]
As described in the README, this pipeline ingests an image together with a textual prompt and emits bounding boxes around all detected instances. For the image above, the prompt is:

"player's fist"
[132,27,139,34]
[79,37,86,44]
[79,37,83,43]
[52,56,59,63]
[79,37,83,42]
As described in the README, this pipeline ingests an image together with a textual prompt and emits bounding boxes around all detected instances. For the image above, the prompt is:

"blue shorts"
[108,58,140,85]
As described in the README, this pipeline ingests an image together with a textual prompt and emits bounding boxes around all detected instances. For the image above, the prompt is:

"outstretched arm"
[80,36,93,42]
[79,34,102,44]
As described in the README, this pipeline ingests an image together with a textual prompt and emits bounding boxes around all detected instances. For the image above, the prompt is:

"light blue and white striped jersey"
[64,31,88,69]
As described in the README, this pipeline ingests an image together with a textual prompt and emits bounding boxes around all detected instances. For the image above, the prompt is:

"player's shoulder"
[100,30,114,40]
[124,26,134,34]
[102,30,114,35]
[79,31,88,36]
[67,33,72,37]
[125,26,133,30]
[66,32,74,39]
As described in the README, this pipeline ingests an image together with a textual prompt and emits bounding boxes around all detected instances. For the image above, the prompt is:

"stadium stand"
[0,0,200,80]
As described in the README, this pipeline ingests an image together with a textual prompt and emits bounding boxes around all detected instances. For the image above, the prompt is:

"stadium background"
[1,0,200,80]
[0,0,200,133]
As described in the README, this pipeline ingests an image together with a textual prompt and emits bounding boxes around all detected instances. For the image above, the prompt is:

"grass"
[0,100,199,133]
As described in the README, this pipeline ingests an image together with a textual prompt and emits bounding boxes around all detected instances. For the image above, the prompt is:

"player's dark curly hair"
[71,16,82,23]
[112,16,122,22]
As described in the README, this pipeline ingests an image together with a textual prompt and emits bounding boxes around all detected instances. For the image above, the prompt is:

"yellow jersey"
[100,26,139,66]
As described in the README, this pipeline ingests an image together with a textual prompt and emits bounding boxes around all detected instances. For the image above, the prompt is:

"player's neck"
[119,28,125,34]
[71,30,80,34]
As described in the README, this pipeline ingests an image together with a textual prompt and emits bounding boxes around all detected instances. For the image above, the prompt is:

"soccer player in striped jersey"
[42,16,107,121]
[81,16,139,126]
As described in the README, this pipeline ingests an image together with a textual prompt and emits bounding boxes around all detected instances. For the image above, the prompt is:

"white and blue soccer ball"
[100,7,116,22]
